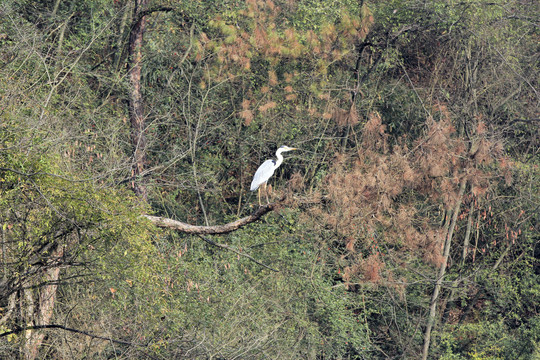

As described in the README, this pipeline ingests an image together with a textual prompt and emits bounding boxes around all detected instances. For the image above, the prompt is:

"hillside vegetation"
[0,0,538,358]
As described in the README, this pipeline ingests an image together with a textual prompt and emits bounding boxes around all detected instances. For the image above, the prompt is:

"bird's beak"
[289,148,298,151]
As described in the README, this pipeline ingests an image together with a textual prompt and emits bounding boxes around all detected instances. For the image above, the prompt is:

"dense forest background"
[0,0,538,359]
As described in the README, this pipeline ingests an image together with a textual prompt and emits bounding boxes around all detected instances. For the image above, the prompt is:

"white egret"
[250,145,297,205]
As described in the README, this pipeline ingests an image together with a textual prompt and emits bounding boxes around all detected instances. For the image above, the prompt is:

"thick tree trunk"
[422,179,467,360]
[128,0,149,200]
[23,249,62,360]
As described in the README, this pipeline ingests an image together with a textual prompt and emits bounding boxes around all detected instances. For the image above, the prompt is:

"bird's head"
[277,145,297,153]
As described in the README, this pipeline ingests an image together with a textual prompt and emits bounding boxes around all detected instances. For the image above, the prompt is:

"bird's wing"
[250,159,276,191]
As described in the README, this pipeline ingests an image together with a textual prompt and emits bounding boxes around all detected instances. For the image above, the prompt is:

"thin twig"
[196,234,279,272]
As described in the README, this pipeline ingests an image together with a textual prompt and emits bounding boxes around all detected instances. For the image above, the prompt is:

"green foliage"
[436,317,540,360]
[125,210,373,358]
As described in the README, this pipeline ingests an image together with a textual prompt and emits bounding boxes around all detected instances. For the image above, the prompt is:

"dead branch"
[144,199,283,235]
[0,324,138,346]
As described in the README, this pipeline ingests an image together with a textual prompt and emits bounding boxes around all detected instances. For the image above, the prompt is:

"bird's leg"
[258,187,262,206]
[264,183,270,204]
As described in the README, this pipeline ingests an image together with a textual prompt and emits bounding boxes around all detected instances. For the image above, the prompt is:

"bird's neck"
[274,151,284,168]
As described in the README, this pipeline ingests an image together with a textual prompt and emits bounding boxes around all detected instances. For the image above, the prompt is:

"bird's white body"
[250,145,297,204]
[250,159,280,191]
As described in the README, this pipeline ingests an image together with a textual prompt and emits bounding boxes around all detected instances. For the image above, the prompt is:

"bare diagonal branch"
[144,200,283,235]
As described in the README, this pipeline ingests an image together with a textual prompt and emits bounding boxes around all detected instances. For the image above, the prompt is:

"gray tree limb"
[143,201,282,235]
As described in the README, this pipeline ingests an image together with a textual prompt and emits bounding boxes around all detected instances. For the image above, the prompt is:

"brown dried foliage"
[240,99,254,125]
[259,101,277,112]
[268,70,278,86]
[361,253,384,282]
[315,113,501,286]
[333,104,359,127]
[289,171,305,191]
[200,0,374,124]
[285,93,297,101]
